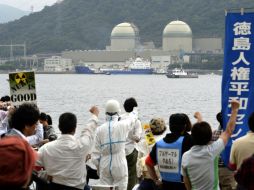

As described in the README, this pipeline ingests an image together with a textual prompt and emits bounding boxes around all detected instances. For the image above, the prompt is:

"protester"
[181,113,192,133]
[27,123,44,146]
[145,113,193,190]
[122,97,142,190]
[234,154,254,190]
[85,161,99,188]
[0,100,8,111]
[229,112,254,170]
[92,99,138,190]
[39,112,57,145]
[36,106,99,190]
[0,108,8,136]
[0,136,37,189]
[211,111,236,190]
[0,95,11,102]
[0,95,11,111]
[136,117,166,190]
[4,103,42,145]
[181,100,239,190]
[193,111,237,190]
[0,100,15,137]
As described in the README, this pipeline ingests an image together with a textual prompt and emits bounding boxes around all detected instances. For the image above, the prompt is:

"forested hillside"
[0,0,253,54]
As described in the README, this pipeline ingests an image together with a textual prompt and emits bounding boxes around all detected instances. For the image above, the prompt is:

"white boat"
[101,57,154,75]
[166,68,198,78]
[153,68,167,75]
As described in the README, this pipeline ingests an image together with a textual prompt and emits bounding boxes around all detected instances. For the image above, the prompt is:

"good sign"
[11,93,37,102]
[9,71,37,107]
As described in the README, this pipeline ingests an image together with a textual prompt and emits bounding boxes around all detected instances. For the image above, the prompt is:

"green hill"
[0,0,253,54]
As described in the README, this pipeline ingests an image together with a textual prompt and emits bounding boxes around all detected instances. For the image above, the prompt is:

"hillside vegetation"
[0,0,253,54]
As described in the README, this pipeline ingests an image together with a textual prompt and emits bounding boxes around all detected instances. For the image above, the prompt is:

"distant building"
[162,20,192,52]
[142,41,156,50]
[62,50,172,69]
[44,56,73,72]
[151,55,171,69]
[110,22,140,51]
[193,38,222,53]
[62,20,223,70]
[0,59,8,65]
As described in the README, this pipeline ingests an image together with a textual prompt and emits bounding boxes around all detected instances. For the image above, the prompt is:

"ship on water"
[75,65,107,74]
[166,67,198,78]
[75,57,154,75]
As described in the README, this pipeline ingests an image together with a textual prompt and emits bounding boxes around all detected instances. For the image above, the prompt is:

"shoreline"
[0,69,222,75]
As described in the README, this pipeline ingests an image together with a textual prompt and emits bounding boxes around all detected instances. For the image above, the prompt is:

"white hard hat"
[105,99,121,115]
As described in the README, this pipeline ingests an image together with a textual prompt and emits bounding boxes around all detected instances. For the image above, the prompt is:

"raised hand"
[90,106,99,117]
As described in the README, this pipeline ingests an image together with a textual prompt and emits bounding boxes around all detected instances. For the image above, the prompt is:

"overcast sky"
[0,0,58,11]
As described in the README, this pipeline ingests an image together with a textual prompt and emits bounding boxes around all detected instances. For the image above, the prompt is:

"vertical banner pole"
[221,10,254,166]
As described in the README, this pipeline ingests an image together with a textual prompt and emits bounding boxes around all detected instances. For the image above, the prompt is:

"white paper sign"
[157,148,180,173]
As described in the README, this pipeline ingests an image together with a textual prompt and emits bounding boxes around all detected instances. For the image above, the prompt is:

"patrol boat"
[166,68,198,78]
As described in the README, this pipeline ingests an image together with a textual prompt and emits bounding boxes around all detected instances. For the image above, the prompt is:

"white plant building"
[162,20,192,52]
[61,20,222,70]
[110,22,140,51]
[44,56,73,72]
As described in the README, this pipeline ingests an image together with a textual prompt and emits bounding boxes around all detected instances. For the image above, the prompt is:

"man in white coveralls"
[93,99,138,190]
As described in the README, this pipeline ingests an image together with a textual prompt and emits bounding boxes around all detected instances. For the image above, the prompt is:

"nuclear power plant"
[162,20,192,52]
[110,22,140,51]
[61,20,222,71]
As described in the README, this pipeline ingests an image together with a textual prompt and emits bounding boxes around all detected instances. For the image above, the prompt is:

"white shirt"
[230,132,254,169]
[37,115,98,189]
[27,123,44,145]
[121,112,142,156]
[4,122,43,145]
[0,110,8,136]
[12,128,27,140]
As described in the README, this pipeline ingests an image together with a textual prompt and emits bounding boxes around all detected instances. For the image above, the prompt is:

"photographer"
[0,96,11,111]
[0,100,13,137]
[0,108,8,137]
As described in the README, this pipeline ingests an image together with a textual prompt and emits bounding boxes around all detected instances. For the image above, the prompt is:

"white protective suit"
[93,110,138,190]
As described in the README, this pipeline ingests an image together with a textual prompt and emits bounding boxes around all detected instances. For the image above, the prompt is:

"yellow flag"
[143,123,156,145]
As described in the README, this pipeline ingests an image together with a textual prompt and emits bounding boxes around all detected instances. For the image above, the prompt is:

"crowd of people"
[0,95,254,190]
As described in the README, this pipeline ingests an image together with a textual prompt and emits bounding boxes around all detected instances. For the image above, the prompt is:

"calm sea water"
[0,74,222,135]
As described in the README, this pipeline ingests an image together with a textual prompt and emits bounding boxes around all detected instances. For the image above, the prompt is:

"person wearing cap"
[0,136,37,189]
[36,106,99,190]
[136,117,166,190]
[92,99,138,190]
[145,113,193,190]
[121,97,142,190]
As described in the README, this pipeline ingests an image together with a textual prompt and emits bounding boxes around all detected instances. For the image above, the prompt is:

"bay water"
[0,74,222,135]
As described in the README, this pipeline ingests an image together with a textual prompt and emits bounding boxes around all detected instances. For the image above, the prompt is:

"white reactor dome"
[163,20,192,37]
[111,22,139,38]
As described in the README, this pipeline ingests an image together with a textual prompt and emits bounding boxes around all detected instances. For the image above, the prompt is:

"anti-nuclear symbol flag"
[15,73,27,84]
